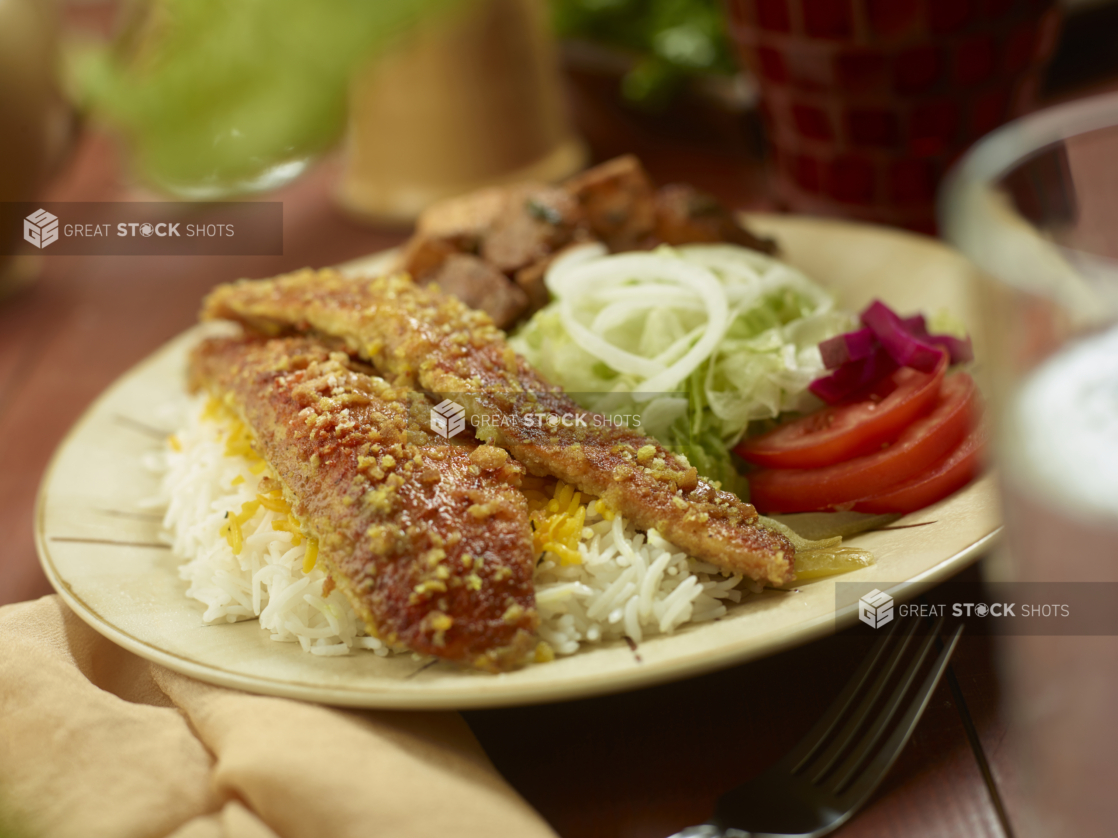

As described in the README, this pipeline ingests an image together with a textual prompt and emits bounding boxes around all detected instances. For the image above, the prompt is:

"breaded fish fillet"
[189,334,539,672]
[203,271,795,586]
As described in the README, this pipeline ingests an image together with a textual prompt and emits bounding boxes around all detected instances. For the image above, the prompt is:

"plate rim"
[37,476,996,708]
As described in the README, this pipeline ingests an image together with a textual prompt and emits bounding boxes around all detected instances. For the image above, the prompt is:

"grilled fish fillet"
[189,334,539,672]
[203,270,795,586]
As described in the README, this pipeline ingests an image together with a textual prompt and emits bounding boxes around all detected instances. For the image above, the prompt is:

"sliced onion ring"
[550,252,731,394]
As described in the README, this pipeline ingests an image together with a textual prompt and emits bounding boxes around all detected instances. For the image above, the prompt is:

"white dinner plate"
[34,215,1001,709]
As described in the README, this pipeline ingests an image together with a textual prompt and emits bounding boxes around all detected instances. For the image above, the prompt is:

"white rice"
[533,504,761,656]
[154,399,759,659]
[156,400,388,657]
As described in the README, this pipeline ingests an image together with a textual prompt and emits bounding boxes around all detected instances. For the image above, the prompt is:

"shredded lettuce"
[511,244,854,495]
[926,307,970,340]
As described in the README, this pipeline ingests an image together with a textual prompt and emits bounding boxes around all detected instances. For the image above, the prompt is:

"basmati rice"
[530,483,762,655]
[157,398,388,656]
[155,399,761,661]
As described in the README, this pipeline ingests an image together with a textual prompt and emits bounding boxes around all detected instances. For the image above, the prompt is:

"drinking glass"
[940,92,1118,837]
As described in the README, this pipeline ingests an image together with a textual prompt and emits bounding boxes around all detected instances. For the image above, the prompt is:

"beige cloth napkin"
[0,596,558,838]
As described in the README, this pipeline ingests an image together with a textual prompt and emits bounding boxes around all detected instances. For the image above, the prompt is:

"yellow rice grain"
[257,493,291,514]
[531,481,588,566]
[303,538,319,574]
[221,516,244,555]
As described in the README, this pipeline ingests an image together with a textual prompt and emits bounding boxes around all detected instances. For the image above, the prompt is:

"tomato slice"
[747,372,977,514]
[735,355,946,470]
[852,424,985,514]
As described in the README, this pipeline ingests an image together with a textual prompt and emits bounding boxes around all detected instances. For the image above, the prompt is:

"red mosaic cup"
[725,0,1062,233]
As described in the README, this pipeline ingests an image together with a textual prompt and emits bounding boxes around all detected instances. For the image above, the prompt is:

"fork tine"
[794,616,924,783]
[783,615,907,773]
[827,615,946,793]
[836,622,965,807]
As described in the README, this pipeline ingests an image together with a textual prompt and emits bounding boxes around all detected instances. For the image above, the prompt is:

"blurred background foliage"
[70,0,458,193]
[67,0,733,194]
[549,0,736,109]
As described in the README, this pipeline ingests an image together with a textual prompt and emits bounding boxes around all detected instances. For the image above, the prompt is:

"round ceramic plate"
[35,215,1001,709]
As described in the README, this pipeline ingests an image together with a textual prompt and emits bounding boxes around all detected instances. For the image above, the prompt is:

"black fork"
[671,614,963,838]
